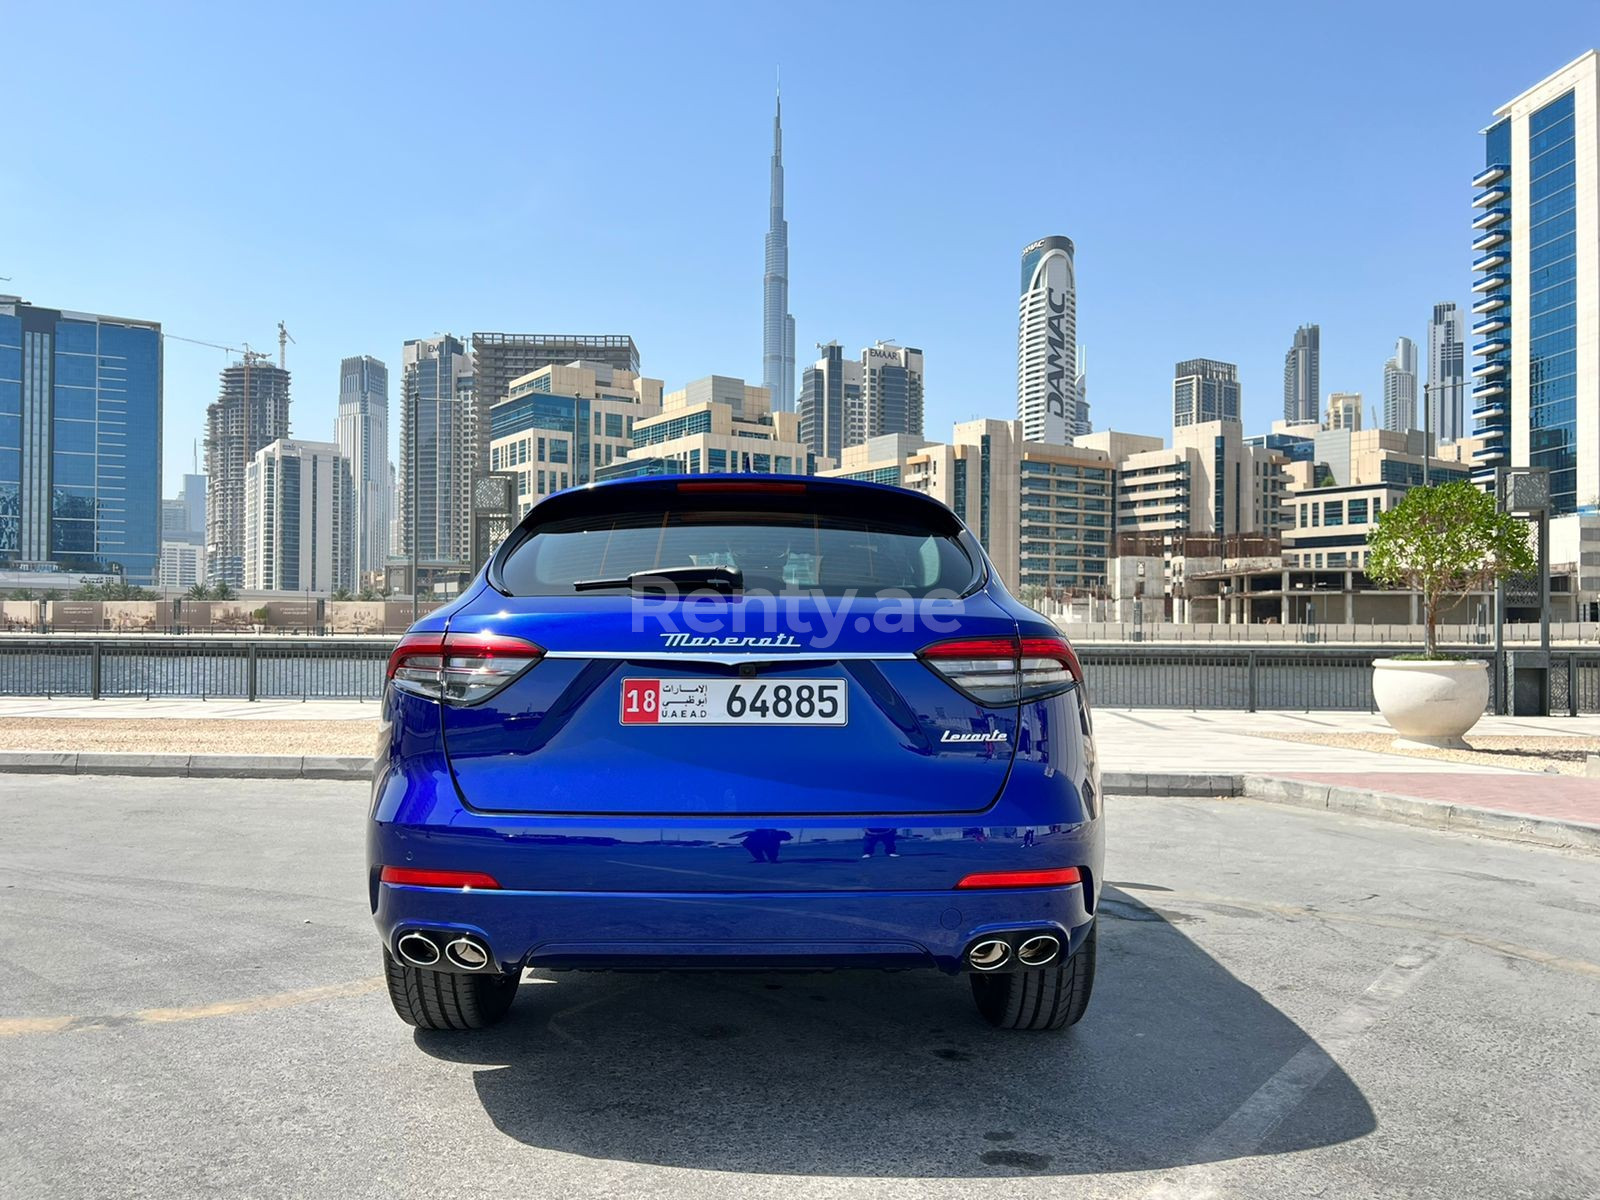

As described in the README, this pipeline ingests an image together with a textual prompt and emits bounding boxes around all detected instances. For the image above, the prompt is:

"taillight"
[386,631,544,705]
[919,634,1083,706]
[956,867,1082,890]
[380,866,501,889]
[1021,636,1083,696]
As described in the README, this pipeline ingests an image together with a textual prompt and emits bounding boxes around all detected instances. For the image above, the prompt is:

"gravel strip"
[0,718,379,757]
[1253,730,1600,776]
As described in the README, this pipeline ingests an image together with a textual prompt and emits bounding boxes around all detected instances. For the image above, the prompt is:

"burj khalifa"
[762,89,796,413]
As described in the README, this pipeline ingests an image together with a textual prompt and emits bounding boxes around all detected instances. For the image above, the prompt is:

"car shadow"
[411,886,1375,1177]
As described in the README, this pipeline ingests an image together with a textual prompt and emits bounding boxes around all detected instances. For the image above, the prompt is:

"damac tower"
[1017,236,1082,443]
[762,91,796,413]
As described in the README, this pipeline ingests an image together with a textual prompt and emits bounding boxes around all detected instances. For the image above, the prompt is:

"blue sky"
[4,1,1598,492]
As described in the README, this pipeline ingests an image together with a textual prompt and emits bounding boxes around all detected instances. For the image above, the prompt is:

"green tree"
[185,582,213,600]
[1366,481,1536,658]
[357,584,386,601]
[212,582,236,601]
[330,586,353,602]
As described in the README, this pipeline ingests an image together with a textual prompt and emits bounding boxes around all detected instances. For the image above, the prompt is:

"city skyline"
[7,5,1595,494]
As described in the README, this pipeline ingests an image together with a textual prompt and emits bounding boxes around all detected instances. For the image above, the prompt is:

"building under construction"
[204,357,290,586]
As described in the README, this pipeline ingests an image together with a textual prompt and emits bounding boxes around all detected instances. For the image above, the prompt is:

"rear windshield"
[498,507,980,598]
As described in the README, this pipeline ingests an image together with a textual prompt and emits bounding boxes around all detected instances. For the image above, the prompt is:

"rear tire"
[384,947,520,1030]
[969,920,1096,1031]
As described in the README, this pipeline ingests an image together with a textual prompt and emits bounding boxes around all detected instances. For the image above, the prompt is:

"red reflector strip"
[955,867,1082,890]
[380,867,501,889]
[675,480,807,493]
[918,636,1019,660]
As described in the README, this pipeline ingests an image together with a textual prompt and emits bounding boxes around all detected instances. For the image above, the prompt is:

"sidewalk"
[1094,709,1600,776]
[1092,708,1600,851]
[0,697,376,721]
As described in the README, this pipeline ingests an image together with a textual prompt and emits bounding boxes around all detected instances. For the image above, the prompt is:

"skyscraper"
[162,474,206,543]
[859,342,924,445]
[335,355,390,582]
[205,355,290,587]
[470,334,640,481]
[1470,51,1597,514]
[1173,359,1242,428]
[1283,324,1320,424]
[799,341,924,460]
[0,297,163,583]
[243,437,353,593]
[762,91,796,413]
[1382,337,1419,432]
[1426,303,1466,445]
[1017,236,1080,444]
[160,473,206,590]
[400,335,476,565]
[799,342,861,461]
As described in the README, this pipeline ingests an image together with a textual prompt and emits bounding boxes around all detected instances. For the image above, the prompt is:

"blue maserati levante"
[369,475,1103,1032]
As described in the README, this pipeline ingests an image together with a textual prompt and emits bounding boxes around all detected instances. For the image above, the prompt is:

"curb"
[1101,771,1600,854]
[1236,776,1600,854]
[0,752,371,781]
[1102,771,1242,798]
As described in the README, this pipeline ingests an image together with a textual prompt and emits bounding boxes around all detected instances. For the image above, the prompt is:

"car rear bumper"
[368,741,1103,974]
[374,882,1095,975]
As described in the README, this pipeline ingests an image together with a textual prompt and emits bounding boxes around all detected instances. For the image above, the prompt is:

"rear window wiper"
[572,565,745,595]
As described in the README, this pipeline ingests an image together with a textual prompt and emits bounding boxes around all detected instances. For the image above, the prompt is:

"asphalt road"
[2,778,1598,1199]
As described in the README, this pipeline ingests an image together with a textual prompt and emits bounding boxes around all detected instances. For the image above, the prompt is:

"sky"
[4,1,1598,495]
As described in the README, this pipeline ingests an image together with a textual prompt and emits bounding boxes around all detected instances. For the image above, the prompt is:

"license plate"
[620,678,847,725]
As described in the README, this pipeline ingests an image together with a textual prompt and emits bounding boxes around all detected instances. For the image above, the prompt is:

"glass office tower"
[1472,52,1596,514]
[0,296,162,582]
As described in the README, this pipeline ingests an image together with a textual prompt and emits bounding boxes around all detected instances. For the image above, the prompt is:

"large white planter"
[1372,658,1489,749]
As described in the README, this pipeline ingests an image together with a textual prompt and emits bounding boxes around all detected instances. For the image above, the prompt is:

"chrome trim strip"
[542,650,919,664]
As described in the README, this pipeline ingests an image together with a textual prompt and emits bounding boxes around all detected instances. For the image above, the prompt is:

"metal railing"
[1,636,1598,715]
[0,638,391,701]
[1053,620,1600,646]
[1075,646,1501,712]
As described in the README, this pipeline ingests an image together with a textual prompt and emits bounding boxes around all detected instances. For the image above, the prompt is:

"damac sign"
[1045,286,1069,421]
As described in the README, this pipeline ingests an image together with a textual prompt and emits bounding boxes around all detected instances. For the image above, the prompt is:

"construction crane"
[162,332,275,549]
[163,331,270,363]
[277,321,295,370]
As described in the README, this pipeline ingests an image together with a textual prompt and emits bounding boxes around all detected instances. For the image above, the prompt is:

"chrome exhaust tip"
[396,931,441,967]
[1017,934,1061,967]
[445,936,491,971]
[968,938,1012,972]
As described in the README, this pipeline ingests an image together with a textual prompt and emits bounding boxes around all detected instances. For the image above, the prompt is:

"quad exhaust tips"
[395,929,495,973]
[965,930,1063,972]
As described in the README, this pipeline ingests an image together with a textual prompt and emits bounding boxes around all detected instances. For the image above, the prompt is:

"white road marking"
[1137,940,1447,1199]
